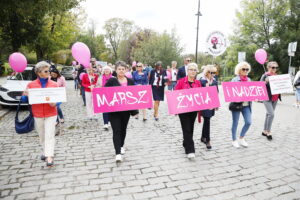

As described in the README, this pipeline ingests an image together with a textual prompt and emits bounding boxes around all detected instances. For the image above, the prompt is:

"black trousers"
[109,111,130,155]
[178,112,198,154]
[201,117,211,142]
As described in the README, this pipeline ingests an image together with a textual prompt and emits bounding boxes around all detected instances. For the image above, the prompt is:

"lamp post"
[195,0,202,63]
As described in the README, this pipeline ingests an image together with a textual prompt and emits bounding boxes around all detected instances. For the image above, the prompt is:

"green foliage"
[227,0,300,79]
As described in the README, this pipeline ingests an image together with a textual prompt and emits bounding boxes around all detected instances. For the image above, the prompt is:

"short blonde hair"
[102,65,112,74]
[267,61,278,68]
[35,61,51,73]
[203,65,217,75]
[187,63,198,72]
[235,62,251,75]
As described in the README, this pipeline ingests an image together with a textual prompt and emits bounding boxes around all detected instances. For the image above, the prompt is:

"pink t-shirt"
[120,81,127,87]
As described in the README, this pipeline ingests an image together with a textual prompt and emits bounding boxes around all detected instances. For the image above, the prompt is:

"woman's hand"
[49,103,56,107]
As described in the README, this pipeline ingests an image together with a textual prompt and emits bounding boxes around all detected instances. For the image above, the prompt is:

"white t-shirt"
[153,71,162,86]
[171,69,177,81]
[294,71,300,88]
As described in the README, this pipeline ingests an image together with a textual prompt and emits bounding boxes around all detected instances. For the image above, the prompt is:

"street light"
[195,0,202,63]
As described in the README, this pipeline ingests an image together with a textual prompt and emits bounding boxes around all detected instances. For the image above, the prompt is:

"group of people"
[20,57,294,166]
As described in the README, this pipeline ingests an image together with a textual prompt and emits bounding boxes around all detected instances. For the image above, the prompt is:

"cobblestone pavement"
[0,80,300,200]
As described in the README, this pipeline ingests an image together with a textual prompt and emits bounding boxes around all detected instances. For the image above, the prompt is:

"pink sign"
[166,86,220,115]
[92,85,153,113]
[222,81,268,102]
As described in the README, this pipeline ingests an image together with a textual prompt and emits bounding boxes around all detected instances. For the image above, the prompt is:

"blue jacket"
[176,66,186,80]
[132,71,148,85]
[200,77,218,118]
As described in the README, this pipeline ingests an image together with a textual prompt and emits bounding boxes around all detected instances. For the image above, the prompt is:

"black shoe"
[206,142,212,150]
[267,135,273,140]
[262,132,267,137]
[143,118,147,122]
[41,155,46,161]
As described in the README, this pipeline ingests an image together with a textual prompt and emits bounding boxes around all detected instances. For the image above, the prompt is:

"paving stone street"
[0,79,300,200]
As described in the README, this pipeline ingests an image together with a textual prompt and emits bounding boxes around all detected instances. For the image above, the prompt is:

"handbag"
[229,102,243,111]
[15,100,35,134]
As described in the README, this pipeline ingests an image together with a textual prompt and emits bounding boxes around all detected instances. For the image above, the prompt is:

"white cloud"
[81,0,241,54]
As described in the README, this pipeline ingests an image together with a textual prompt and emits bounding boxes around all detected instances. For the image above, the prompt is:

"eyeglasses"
[186,59,192,62]
[271,66,278,69]
[188,69,197,71]
[41,70,49,73]
[242,68,249,71]
[210,72,216,75]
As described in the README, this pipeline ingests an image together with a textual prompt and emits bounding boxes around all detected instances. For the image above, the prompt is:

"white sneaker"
[115,154,122,162]
[239,138,248,147]
[121,147,125,155]
[232,140,240,148]
[187,153,195,159]
[103,124,109,130]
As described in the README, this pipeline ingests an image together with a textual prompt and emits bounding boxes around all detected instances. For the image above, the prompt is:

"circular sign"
[206,31,227,57]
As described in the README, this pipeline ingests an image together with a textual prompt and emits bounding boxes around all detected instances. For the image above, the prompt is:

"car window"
[62,67,73,72]
[8,70,33,80]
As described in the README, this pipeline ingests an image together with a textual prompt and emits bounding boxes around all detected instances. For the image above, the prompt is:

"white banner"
[269,74,293,95]
[28,87,67,104]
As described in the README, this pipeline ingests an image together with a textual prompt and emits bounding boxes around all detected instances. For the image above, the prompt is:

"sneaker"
[121,147,125,155]
[239,138,248,147]
[115,154,122,162]
[187,153,195,159]
[232,140,240,148]
[103,124,109,130]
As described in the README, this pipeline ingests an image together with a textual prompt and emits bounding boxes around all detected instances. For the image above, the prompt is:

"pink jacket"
[56,76,66,87]
[175,76,201,90]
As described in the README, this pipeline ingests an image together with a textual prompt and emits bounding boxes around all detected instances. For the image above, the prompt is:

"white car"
[0,67,35,106]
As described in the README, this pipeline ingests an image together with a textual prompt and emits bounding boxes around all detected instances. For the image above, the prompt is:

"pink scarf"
[102,74,112,87]
[239,75,248,82]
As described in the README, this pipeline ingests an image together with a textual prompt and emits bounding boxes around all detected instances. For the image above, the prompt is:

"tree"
[103,18,136,61]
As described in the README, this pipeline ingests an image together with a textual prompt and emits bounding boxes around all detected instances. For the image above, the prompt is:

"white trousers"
[34,116,57,157]
[85,91,94,118]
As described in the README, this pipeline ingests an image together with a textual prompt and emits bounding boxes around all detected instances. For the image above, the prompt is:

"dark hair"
[115,61,127,70]
[154,61,162,70]
[50,67,61,77]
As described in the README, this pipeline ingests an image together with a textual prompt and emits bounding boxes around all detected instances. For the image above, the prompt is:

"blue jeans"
[74,79,79,90]
[168,81,177,91]
[103,113,109,124]
[81,86,86,106]
[231,106,252,141]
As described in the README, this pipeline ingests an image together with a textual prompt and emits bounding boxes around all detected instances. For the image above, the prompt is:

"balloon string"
[20,73,24,80]
[262,64,266,72]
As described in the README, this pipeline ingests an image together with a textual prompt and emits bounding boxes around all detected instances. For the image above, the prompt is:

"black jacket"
[177,66,186,80]
[260,73,282,101]
[105,76,135,87]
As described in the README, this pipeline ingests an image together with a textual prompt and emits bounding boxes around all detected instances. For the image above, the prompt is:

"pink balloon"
[132,61,137,67]
[125,72,132,78]
[71,42,91,68]
[255,49,267,65]
[8,52,27,72]
[166,71,171,79]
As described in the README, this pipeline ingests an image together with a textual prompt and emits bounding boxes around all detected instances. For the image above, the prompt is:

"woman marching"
[50,68,66,124]
[21,61,59,167]
[199,65,218,150]
[230,62,252,148]
[81,66,99,120]
[149,61,168,121]
[132,62,149,121]
[175,63,201,159]
[260,61,281,140]
[105,61,135,162]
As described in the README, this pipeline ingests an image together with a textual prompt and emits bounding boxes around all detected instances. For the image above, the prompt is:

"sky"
[81,0,242,54]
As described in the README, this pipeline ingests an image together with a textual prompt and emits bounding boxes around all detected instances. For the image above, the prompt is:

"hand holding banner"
[166,86,220,115]
[268,74,293,94]
[92,85,153,113]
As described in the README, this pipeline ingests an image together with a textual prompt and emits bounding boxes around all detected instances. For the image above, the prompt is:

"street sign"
[238,52,246,62]
[288,42,297,56]
[206,31,227,57]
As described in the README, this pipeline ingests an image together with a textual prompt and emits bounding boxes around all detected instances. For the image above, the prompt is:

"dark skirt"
[152,85,164,101]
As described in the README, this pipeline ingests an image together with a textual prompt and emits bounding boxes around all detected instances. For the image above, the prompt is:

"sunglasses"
[271,66,278,69]
[186,60,192,62]
[210,72,216,74]
[242,68,249,71]
[188,69,197,71]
